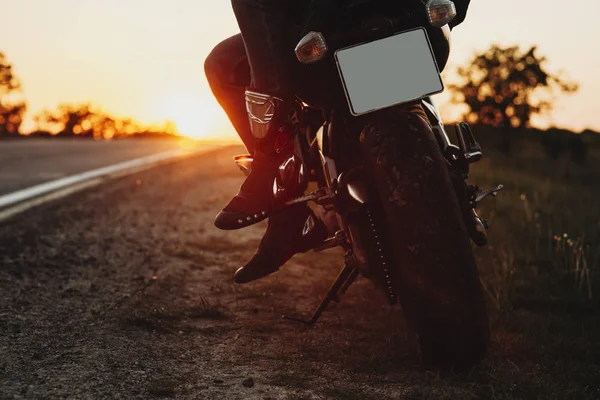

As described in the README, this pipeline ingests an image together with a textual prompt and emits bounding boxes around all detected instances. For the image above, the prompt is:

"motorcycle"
[235,0,502,368]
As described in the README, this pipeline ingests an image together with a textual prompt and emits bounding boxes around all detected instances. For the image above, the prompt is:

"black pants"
[204,34,255,152]
[204,0,310,153]
[231,0,310,97]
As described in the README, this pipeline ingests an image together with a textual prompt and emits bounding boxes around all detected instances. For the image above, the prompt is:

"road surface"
[0,146,597,399]
[0,138,202,196]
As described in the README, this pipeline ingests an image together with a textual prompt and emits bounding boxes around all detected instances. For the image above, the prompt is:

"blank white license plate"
[334,27,444,116]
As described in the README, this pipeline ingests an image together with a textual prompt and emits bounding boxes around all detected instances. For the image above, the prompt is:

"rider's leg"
[232,0,307,98]
[205,32,328,284]
[204,34,255,154]
[212,0,310,230]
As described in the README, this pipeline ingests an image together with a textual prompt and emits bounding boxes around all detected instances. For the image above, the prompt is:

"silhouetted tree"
[0,52,27,137]
[449,45,579,154]
[34,103,98,137]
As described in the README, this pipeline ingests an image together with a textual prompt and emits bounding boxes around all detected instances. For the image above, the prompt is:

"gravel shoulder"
[0,146,598,399]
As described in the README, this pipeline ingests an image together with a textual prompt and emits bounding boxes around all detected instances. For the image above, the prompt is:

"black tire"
[357,107,490,370]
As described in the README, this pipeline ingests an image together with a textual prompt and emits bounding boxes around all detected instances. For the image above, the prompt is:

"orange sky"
[1,1,598,138]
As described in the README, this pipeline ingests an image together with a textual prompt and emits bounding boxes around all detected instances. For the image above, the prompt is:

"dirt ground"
[0,146,598,399]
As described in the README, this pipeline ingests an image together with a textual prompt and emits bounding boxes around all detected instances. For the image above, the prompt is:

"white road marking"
[0,146,212,221]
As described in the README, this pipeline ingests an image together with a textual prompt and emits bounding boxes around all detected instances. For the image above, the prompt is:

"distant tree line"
[31,103,178,139]
[0,45,592,161]
[0,51,179,140]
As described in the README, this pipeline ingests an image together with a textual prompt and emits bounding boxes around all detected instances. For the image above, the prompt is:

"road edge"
[0,146,219,222]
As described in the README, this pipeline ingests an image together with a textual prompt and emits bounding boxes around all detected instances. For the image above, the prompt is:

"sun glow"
[158,90,227,140]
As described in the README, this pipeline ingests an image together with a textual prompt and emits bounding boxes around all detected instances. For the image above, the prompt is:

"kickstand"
[283,255,359,326]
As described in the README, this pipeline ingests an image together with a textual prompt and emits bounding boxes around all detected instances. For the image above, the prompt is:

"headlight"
[426,0,457,28]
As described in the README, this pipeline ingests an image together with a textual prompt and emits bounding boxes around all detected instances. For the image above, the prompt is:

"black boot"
[233,204,328,284]
[215,90,297,231]
[214,140,291,230]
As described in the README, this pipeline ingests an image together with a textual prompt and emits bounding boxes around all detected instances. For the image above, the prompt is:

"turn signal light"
[295,31,328,64]
[426,0,457,27]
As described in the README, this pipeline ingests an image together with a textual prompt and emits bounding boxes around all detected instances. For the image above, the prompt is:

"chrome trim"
[298,163,305,185]
[233,155,253,177]
[319,151,338,190]
[244,90,283,139]
[347,182,368,204]
[302,214,316,236]
[279,155,297,185]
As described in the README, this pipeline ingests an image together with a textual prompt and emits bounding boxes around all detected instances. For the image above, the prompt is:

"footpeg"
[474,184,504,204]
[314,230,347,252]
[284,187,335,207]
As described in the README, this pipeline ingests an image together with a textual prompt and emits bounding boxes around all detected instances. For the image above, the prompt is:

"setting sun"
[157,89,226,139]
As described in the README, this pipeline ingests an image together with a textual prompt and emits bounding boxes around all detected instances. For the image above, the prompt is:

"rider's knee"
[204,44,224,84]
[204,34,247,88]
[204,37,233,83]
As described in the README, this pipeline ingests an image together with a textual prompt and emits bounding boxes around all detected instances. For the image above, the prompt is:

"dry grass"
[470,129,600,312]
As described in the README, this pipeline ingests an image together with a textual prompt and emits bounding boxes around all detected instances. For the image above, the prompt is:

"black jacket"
[449,0,471,28]
[303,0,472,34]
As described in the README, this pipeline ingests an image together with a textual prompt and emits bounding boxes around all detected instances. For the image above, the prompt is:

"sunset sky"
[1,1,598,138]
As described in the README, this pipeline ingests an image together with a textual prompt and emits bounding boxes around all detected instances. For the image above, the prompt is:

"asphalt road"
[0,138,203,196]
